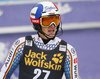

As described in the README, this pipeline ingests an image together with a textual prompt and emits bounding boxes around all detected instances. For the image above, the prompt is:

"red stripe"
[30,17,40,24]
[53,3,59,10]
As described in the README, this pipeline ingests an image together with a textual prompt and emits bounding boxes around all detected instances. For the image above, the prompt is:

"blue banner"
[0,1,100,27]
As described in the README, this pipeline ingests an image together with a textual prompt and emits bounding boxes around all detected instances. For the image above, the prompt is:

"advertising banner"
[0,1,100,27]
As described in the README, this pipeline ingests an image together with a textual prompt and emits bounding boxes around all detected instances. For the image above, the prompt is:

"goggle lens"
[41,15,60,27]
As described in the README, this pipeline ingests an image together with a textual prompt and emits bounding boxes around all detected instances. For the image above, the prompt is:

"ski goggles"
[41,15,61,27]
[30,15,61,27]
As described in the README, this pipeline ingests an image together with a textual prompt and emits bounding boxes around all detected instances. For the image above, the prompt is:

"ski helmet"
[30,1,63,38]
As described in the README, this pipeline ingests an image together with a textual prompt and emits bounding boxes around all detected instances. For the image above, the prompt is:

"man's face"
[38,15,60,39]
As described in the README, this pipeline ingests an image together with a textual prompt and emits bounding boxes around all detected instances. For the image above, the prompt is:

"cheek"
[42,27,48,32]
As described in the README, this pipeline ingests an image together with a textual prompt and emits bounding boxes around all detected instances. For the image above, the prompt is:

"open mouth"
[48,30,55,33]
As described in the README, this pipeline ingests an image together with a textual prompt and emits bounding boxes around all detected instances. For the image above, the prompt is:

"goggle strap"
[60,16,61,21]
[30,17,40,24]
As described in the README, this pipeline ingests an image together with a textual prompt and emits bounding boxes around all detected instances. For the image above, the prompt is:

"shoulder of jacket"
[67,44,74,49]
[31,34,38,38]
[55,37,62,42]
[67,43,77,56]
[13,34,37,46]
[12,36,26,47]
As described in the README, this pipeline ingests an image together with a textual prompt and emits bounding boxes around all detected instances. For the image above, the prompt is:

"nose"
[49,24,56,28]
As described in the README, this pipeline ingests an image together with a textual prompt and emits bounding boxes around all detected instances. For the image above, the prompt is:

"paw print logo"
[52,53,64,64]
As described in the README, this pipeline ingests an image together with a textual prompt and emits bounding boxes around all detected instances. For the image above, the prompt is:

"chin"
[46,33,56,39]
[48,35,55,39]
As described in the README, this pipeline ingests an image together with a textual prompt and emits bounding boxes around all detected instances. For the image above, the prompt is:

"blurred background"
[0,0,100,79]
